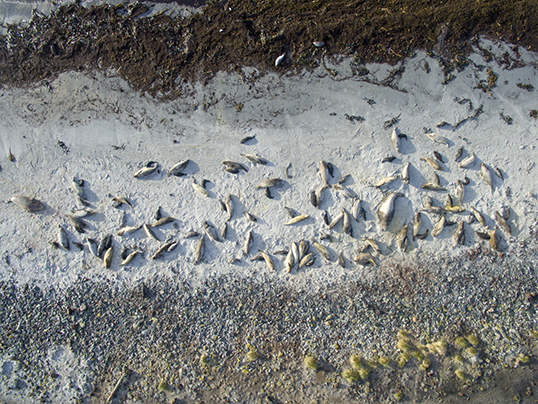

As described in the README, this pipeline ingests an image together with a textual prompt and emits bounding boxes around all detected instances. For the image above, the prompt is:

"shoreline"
[0,27,537,403]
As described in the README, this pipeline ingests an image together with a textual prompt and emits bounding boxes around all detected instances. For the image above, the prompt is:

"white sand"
[0,36,537,290]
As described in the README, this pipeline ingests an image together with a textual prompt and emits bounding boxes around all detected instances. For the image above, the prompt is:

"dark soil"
[0,0,537,97]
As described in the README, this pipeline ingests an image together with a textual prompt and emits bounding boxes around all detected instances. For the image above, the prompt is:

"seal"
[9,196,45,213]
[377,192,402,231]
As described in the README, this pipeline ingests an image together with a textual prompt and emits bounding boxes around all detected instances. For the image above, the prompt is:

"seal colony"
[2,122,520,273]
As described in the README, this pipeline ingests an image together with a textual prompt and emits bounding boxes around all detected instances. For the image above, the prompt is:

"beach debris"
[499,112,513,125]
[455,147,464,162]
[194,236,205,264]
[480,163,494,191]
[256,178,282,189]
[462,176,470,185]
[312,41,325,47]
[134,161,158,178]
[383,115,400,129]
[240,135,255,144]
[377,192,402,230]
[8,196,46,213]
[275,53,285,67]
[241,153,267,165]
[167,159,190,177]
[458,152,475,169]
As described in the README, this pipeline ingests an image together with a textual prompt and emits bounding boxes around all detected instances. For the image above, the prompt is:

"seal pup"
[167,159,190,177]
[342,209,352,236]
[58,225,69,250]
[8,196,46,213]
[458,152,475,169]
[241,154,267,165]
[222,161,248,173]
[117,225,141,236]
[194,235,205,265]
[149,217,176,228]
[495,211,512,235]
[319,161,329,186]
[432,215,446,237]
[134,161,158,178]
[391,127,401,153]
[377,192,402,231]
[470,207,486,227]
[120,250,139,266]
[412,212,422,240]
[192,179,209,197]
[315,185,327,208]
[225,194,234,221]
[426,133,449,147]
[354,253,376,266]
[86,238,99,257]
[480,163,494,192]
[259,251,274,270]
[397,225,408,252]
[328,211,344,229]
[284,214,309,225]
[111,196,132,208]
[298,252,315,269]
[333,184,355,198]
[71,178,88,206]
[203,221,221,242]
[312,239,330,261]
[453,221,465,246]
[255,178,282,189]
[97,235,112,258]
[375,176,399,188]
[151,242,174,260]
[143,224,160,241]
[454,147,464,162]
[244,231,253,255]
[284,248,295,273]
[401,162,410,184]
[456,180,465,204]
[103,246,113,268]
[421,157,442,171]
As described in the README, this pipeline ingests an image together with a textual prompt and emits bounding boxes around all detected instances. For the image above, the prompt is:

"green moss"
[246,349,258,362]
[349,355,363,370]
[466,347,477,356]
[394,391,404,401]
[304,355,318,370]
[378,356,391,367]
[454,354,464,364]
[157,380,168,392]
[530,330,538,338]
[455,369,468,381]
[398,352,410,368]
[341,368,360,384]
[517,354,530,364]
[466,334,479,346]
[358,366,371,380]
[455,336,468,349]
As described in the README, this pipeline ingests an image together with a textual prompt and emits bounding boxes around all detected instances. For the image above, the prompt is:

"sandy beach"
[1,1,538,402]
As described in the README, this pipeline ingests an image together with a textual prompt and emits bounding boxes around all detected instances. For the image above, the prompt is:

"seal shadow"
[398,136,417,155]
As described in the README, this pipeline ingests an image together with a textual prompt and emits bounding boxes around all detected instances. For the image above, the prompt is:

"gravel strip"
[1,228,538,403]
